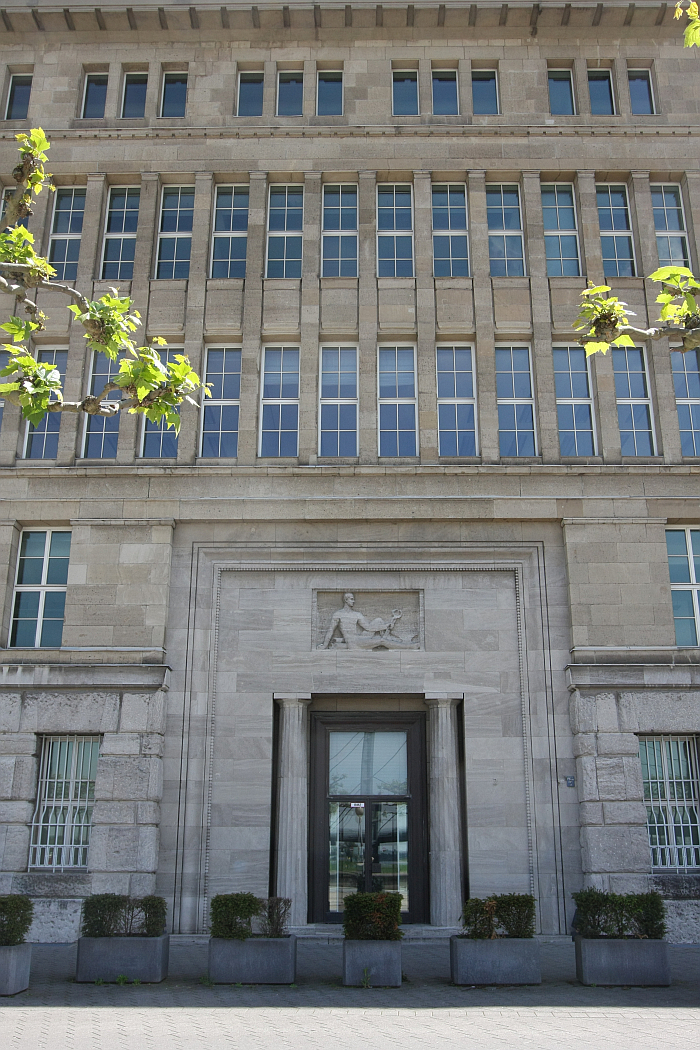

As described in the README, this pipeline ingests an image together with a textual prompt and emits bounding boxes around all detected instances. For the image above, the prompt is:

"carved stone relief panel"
[313,590,423,651]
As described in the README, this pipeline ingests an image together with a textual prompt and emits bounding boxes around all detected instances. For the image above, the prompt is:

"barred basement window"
[640,736,700,871]
[29,735,100,871]
[11,530,71,648]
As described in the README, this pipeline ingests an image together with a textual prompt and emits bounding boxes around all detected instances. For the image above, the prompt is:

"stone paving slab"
[1,941,698,1049]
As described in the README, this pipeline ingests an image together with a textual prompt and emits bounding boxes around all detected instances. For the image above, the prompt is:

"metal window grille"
[553,346,596,456]
[377,184,414,278]
[319,346,358,457]
[140,348,183,458]
[201,347,242,457]
[651,184,690,268]
[597,184,636,278]
[665,528,700,647]
[588,69,615,114]
[432,184,469,277]
[392,71,418,115]
[432,70,458,115]
[102,187,140,280]
[29,735,100,871]
[211,186,249,278]
[6,74,31,120]
[612,346,655,456]
[83,350,123,459]
[542,184,580,277]
[671,349,700,456]
[496,345,537,456]
[378,346,417,457]
[156,186,194,279]
[237,72,264,116]
[640,736,700,870]
[266,186,303,278]
[472,70,499,114]
[548,69,575,115]
[628,69,655,114]
[436,345,477,456]
[11,530,71,648]
[487,184,524,277]
[49,188,85,281]
[277,71,303,116]
[260,346,300,457]
[24,348,68,460]
[322,185,357,277]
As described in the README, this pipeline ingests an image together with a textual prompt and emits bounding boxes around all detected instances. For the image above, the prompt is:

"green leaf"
[649,265,695,282]
[611,333,635,347]
[584,341,610,356]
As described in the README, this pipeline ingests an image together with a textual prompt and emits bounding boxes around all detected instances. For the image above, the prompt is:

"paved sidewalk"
[2,939,699,1049]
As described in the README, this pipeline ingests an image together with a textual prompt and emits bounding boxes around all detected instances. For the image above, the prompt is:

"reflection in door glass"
[329,802,365,911]
[370,802,408,906]
[329,731,408,795]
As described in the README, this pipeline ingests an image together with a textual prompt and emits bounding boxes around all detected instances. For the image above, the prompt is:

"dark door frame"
[309,710,428,924]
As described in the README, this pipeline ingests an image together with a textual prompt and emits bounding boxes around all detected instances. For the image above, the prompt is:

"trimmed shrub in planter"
[0,895,33,996]
[76,894,169,984]
[572,889,670,986]
[208,894,296,984]
[451,894,541,986]
[342,892,403,987]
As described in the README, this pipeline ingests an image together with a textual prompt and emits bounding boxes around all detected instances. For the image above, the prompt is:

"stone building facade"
[0,0,699,942]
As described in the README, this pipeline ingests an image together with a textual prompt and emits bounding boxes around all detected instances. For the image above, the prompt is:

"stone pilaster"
[358,170,378,464]
[237,171,267,464]
[467,170,498,462]
[274,694,312,927]
[413,170,438,462]
[426,694,463,926]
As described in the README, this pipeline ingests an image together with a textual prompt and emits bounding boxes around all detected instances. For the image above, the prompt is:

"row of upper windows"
[37,178,693,284]
[3,343,699,463]
[2,63,659,122]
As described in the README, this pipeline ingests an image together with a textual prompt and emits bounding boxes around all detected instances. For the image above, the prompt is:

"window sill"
[377,277,415,288]
[320,277,358,288]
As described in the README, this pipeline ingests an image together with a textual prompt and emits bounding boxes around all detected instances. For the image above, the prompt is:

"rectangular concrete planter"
[450,937,541,985]
[575,937,670,986]
[342,940,402,987]
[0,943,31,995]
[208,936,297,984]
[76,934,169,983]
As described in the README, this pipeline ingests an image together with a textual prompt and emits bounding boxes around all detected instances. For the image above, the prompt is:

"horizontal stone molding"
[0,664,169,692]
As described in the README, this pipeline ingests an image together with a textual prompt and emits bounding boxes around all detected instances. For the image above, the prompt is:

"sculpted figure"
[319,592,419,650]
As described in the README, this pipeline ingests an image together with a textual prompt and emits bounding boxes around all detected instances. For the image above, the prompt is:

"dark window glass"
[629,70,654,114]
[6,75,32,120]
[472,71,498,115]
[161,73,187,118]
[238,72,264,116]
[122,74,147,118]
[82,75,108,119]
[548,70,575,115]
[432,71,458,115]
[278,72,303,116]
[393,72,418,116]
[588,71,615,115]
[318,72,343,115]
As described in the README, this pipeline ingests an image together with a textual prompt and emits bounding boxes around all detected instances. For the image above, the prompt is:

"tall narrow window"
[122,73,147,118]
[317,71,343,115]
[6,74,31,119]
[322,185,357,277]
[212,185,249,278]
[436,345,477,456]
[237,71,264,116]
[612,346,655,455]
[432,70,458,115]
[24,348,68,460]
[377,184,413,278]
[29,736,100,871]
[553,346,596,456]
[161,72,187,117]
[472,70,498,114]
[628,69,655,114]
[542,184,580,277]
[597,184,635,278]
[82,74,108,118]
[432,185,469,277]
[260,346,299,457]
[141,348,183,458]
[640,736,700,869]
[266,186,303,278]
[392,71,418,116]
[49,188,85,281]
[588,69,615,114]
[496,346,536,456]
[102,187,140,280]
[156,186,194,279]
[651,184,690,268]
[11,530,71,648]
[201,347,241,457]
[319,346,358,457]
[277,71,303,116]
[487,185,524,277]
[378,346,417,457]
[83,351,123,459]
[548,69,575,115]
[672,349,700,456]
[0,347,8,434]
[666,529,700,646]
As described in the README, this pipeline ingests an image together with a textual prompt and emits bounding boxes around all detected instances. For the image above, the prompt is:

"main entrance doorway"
[309,712,428,923]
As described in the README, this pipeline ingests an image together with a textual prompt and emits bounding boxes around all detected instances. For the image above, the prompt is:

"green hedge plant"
[0,895,34,946]
[342,891,404,941]
[81,894,167,938]
[572,889,667,939]
[210,893,262,940]
[259,897,292,938]
[459,894,536,939]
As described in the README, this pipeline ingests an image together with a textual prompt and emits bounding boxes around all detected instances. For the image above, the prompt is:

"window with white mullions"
[260,346,299,457]
[496,346,537,456]
[201,347,241,457]
[436,346,477,456]
[666,528,700,646]
[553,346,596,456]
[432,185,469,277]
[319,346,358,457]
[10,530,71,648]
[83,350,124,459]
[24,348,68,460]
[377,185,413,278]
[266,185,303,278]
[49,188,85,281]
[651,184,690,268]
[640,736,700,870]
[29,735,100,871]
[156,186,194,279]
[322,185,357,278]
[612,346,655,456]
[487,184,524,277]
[597,184,636,278]
[378,346,417,457]
[542,184,580,277]
[671,349,700,456]
[211,185,249,278]
[140,348,183,458]
[102,187,140,280]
